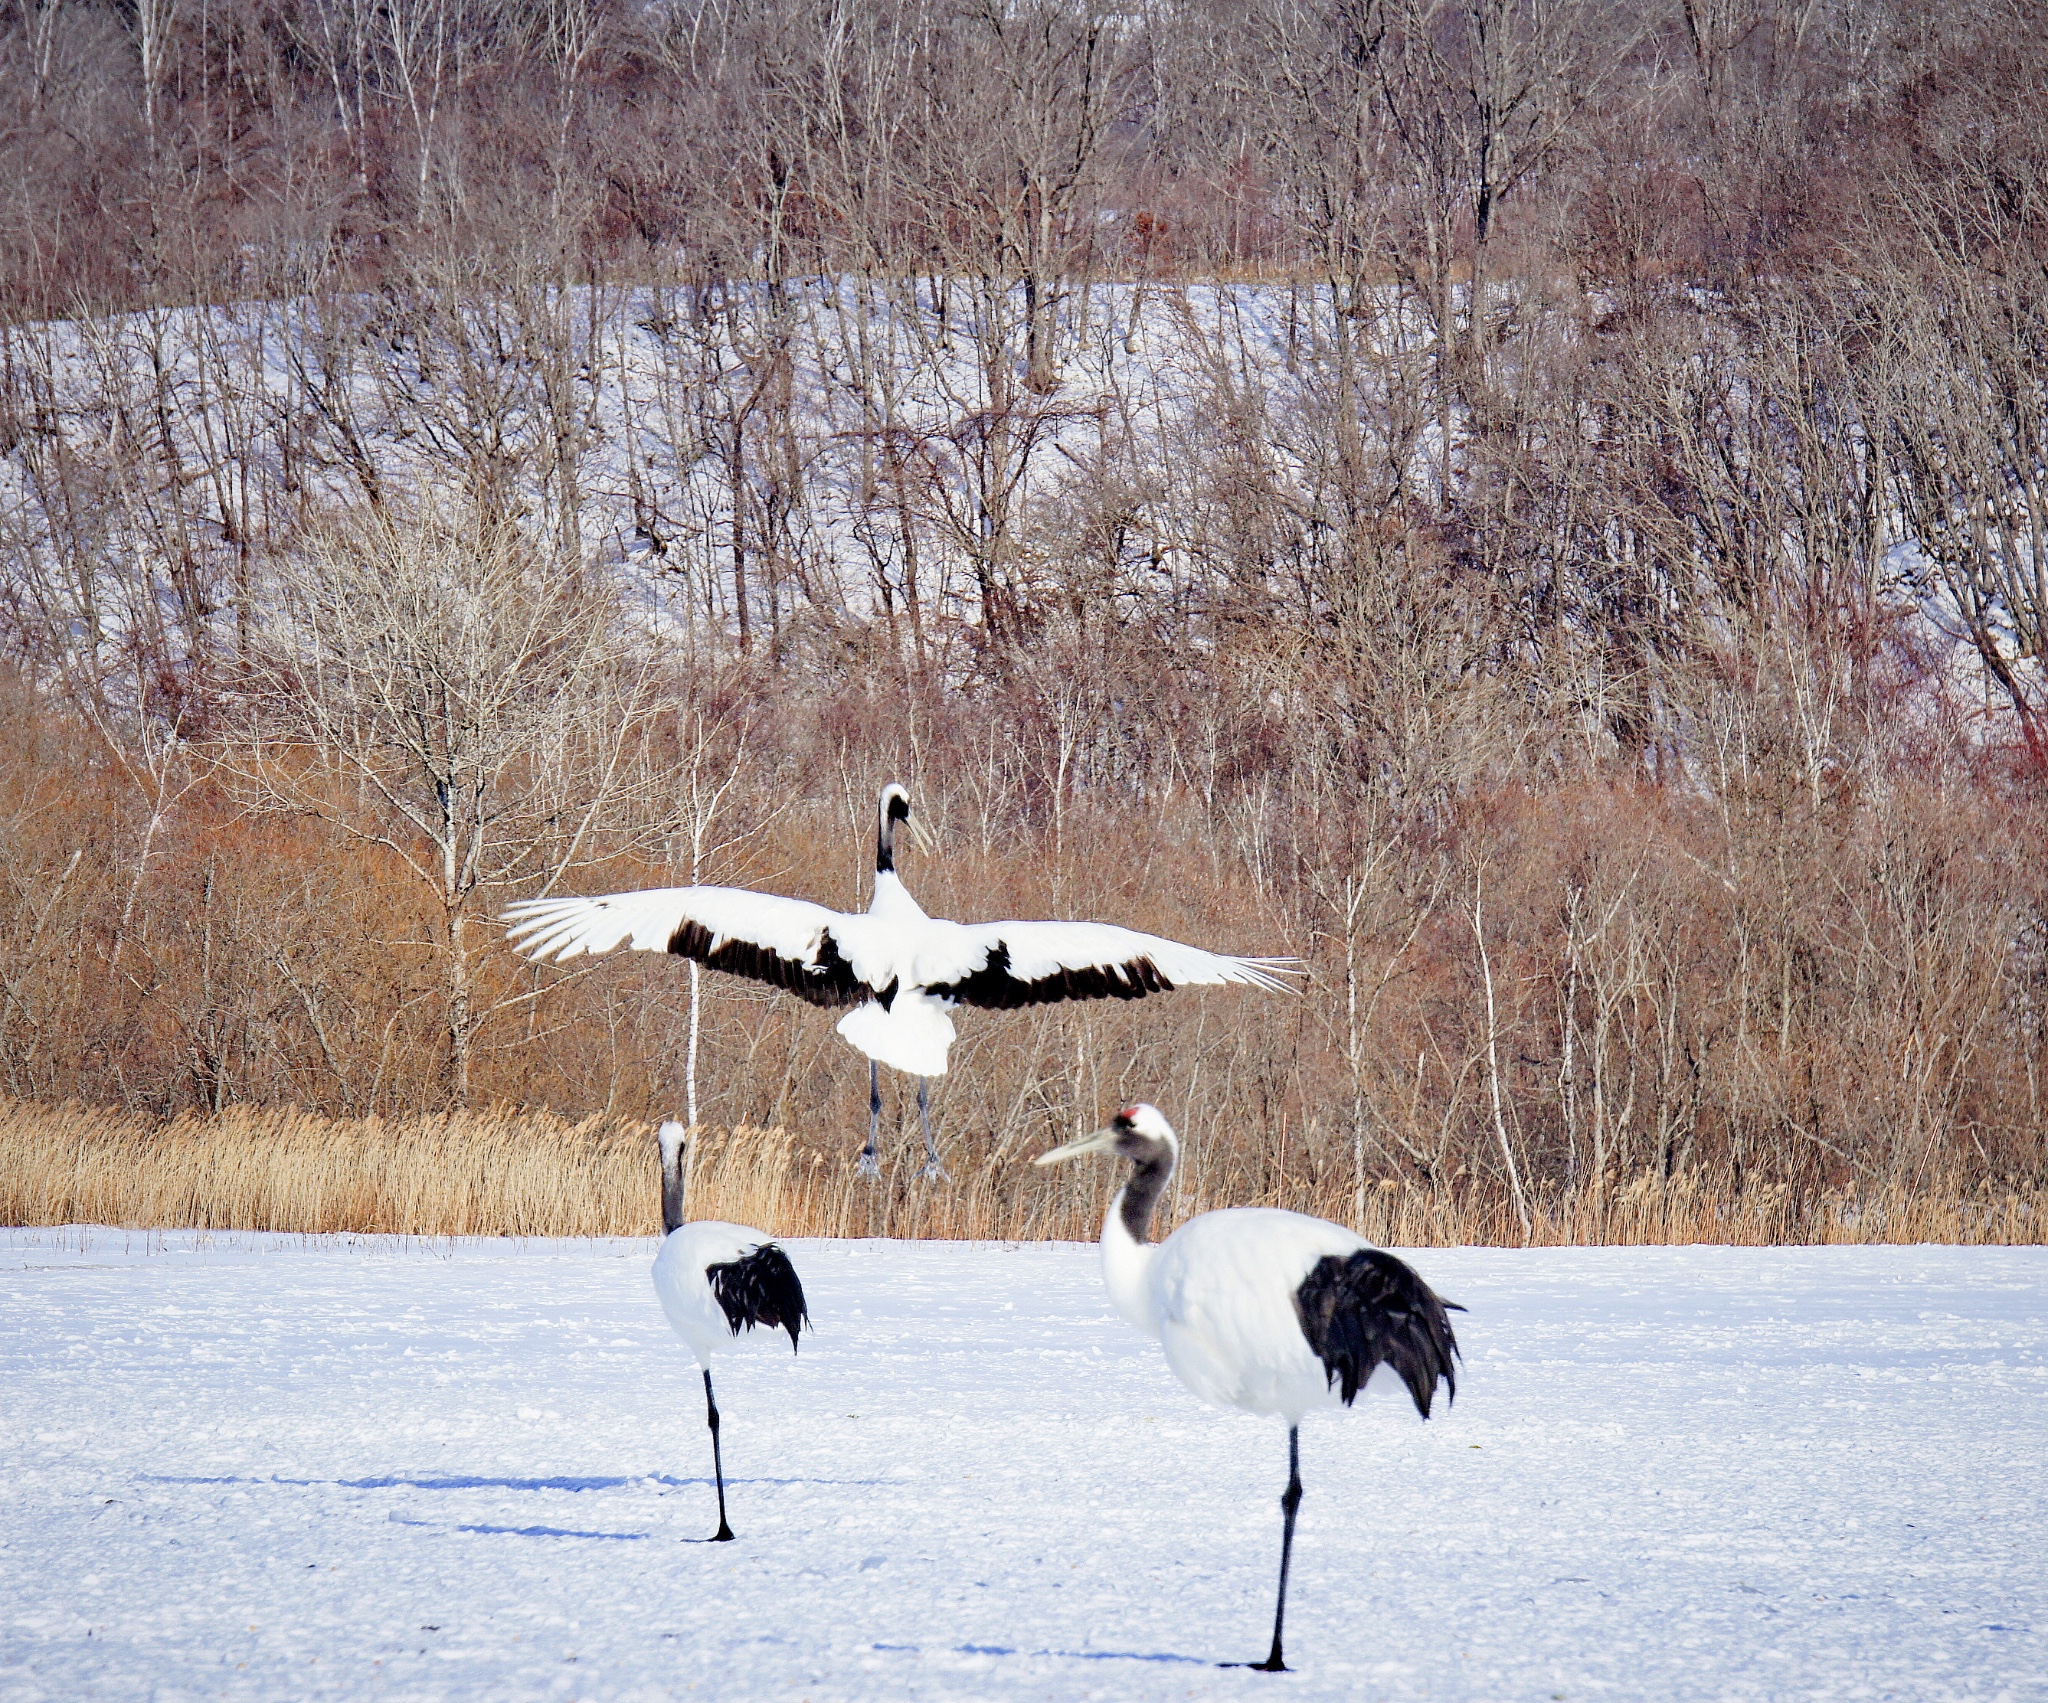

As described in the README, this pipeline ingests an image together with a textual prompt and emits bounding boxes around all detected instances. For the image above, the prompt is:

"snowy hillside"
[0,282,1376,648]
[3,1232,2042,1700]
[4,274,2011,747]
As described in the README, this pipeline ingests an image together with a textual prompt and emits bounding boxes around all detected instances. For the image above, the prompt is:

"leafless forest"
[2,0,2045,1237]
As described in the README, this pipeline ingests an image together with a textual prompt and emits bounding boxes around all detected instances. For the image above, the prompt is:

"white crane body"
[1114,1206,1415,1422]
[653,1221,801,1363]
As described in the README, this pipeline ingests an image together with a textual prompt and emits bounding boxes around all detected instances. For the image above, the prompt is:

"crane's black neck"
[1117,1145,1175,1244]
[658,1128,688,1234]
[876,791,910,874]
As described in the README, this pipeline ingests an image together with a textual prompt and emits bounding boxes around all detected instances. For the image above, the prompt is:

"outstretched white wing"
[503,889,1298,1014]
[922,919,1299,1010]
[501,886,874,1009]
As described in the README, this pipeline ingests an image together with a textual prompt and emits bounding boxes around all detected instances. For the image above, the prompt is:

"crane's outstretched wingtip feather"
[497,912,585,964]
[497,896,633,964]
[1234,956,1305,993]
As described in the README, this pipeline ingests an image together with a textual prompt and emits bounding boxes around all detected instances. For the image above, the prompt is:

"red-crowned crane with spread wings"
[502,785,1297,1176]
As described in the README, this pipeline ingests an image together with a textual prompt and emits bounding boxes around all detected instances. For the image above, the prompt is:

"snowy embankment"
[2,1233,2042,1702]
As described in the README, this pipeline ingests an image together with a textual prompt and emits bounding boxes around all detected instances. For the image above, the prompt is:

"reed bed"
[1,1099,2039,1246]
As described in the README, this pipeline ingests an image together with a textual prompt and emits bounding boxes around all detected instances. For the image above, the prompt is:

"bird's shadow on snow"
[137,1471,883,1491]
[136,1470,875,1545]
[388,1515,649,1541]
[874,1641,1209,1667]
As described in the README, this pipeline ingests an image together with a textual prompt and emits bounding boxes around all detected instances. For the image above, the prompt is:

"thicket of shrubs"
[1,1,2043,1220]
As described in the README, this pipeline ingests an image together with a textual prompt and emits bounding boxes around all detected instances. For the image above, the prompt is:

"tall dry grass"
[2,1099,2037,1246]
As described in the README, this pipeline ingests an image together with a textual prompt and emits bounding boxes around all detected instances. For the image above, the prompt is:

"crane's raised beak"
[1033,1126,1119,1166]
[906,812,936,853]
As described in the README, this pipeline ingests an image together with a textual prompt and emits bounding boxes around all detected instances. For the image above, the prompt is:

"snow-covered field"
[2,1231,2042,1702]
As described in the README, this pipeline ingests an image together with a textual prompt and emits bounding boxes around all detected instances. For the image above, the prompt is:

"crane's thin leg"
[917,1077,948,1181]
[1229,1425,1301,1672]
[857,1061,882,1177]
[702,1368,735,1542]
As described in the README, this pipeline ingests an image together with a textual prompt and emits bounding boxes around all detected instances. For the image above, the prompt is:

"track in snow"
[2,1231,2043,1701]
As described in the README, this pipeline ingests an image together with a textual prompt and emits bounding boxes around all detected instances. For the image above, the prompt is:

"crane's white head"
[657,1119,688,1169]
[876,782,934,872]
[1036,1104,1179,1246]
[657,1120,689,1235]
[1034,1102,1179,1170]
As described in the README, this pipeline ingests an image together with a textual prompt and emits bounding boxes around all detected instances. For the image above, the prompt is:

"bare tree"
[1365,0,1634,503]
[234,502,680,1104]
[1873,118,2048,752]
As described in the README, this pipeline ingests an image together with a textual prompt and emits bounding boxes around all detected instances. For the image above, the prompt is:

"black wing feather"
[668,919,880,1011]
[1294,1249,1462,1416]
[704,1244,811,1352]
[927,939,1174,1010]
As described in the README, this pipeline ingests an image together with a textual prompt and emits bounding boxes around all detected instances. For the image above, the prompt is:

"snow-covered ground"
[2,1231,2042,1702]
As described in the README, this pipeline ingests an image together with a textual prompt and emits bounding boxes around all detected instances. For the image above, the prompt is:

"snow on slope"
[1,1231,2042,1702]
[0,283,1333,633]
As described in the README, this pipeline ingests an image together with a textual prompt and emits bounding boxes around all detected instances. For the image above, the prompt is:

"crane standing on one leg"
[650,1121,809,1541]
[1036,1104,1461,1672]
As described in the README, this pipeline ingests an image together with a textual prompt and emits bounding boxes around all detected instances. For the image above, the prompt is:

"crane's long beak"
[907,813,936,853]
[1033,1126,1119,1166]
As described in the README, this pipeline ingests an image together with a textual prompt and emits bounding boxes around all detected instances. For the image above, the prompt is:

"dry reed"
[1,1099,2038,1246]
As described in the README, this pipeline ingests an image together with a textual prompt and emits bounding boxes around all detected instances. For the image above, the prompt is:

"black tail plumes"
[1294,1249,1463,1415]
[705,1244,811,1352]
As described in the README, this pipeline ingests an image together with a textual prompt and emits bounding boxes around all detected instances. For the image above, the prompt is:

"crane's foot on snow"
[856,1149,882,1178]
[918,1158,950,1183]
